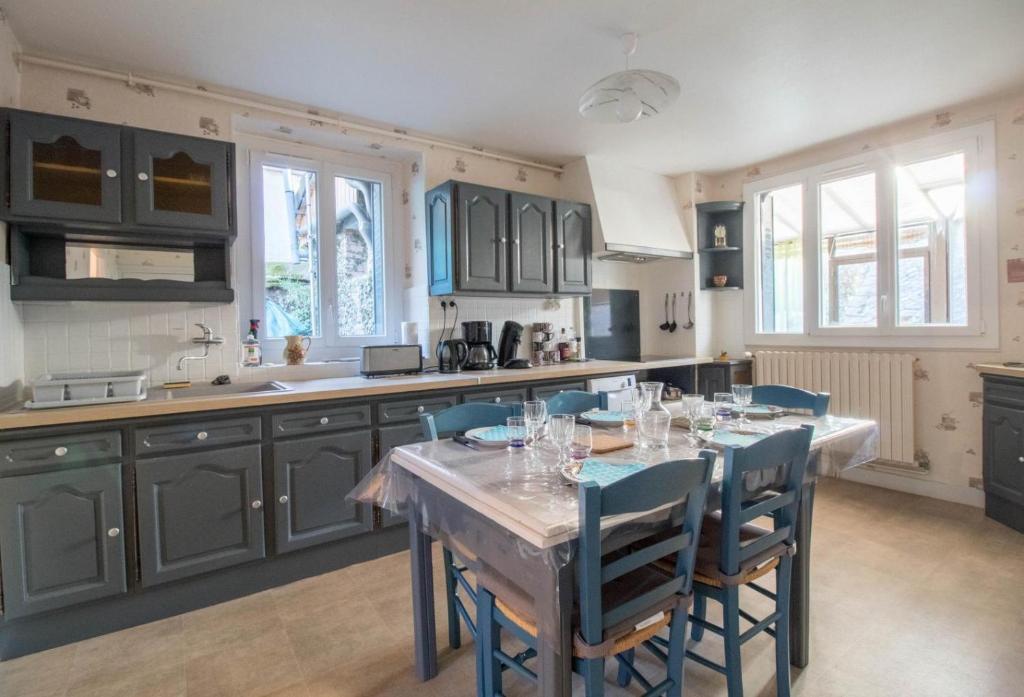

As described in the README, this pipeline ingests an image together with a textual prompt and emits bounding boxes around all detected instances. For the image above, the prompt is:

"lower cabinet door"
[984,404,1024,505]
[377,423,429,528]
[0,464,126,618]
[136,445,265,586]
[273,430,373,554]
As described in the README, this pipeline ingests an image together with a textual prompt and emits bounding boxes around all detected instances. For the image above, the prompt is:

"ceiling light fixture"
[578,33,680,124]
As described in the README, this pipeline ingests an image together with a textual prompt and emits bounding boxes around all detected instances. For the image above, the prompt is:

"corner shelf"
[696,200,745,290]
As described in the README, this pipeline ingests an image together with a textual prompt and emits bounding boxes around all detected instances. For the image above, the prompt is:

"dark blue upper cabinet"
[132,131,231,232]
[457,183,509,293]
[8,111,123,223]
[426,182,454,296]
[510,192,555,294]
[554,200,592,293]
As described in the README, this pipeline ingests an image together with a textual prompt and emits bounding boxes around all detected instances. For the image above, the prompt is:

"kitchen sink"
[150,381,293,400]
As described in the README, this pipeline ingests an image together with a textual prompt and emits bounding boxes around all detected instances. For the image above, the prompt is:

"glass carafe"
[639,381,671,416]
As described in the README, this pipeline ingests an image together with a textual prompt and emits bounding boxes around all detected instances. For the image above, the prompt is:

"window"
[746,122,997,349]
[250,148,400,357]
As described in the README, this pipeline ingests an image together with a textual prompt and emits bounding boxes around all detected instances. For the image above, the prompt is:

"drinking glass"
[694,403,716,436]
[569,424,593,462]
[681,393,705,443]
[732,384,753,424]
[619,387,639,431]
[548,414,575,463]
[523,400,547,448]
[714,392,734,424]
[639,411,671,452]
[506,417,527,451]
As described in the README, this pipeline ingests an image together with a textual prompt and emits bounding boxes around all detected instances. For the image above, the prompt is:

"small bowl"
[712,275,728,287]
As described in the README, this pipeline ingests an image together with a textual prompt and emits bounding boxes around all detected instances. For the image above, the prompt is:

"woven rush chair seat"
[480,564,687,659]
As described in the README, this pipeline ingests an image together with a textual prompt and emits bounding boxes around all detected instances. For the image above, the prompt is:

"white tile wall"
[21,302,241,388]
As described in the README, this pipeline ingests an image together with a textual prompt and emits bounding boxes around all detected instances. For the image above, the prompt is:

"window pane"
[757,184,803,333]
[262,165,319,338]
[896,152,966,326]
[335,176,384,337]
[820,173,877,327]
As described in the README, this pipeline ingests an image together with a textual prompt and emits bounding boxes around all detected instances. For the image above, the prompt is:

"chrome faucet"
[177,323,225,371]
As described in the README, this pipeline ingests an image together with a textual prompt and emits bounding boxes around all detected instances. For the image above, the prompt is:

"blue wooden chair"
[683,425,813,697]
[476,452,716,697]
[752,385,830,417]
[418,401,520,656]
[544,389,607,415]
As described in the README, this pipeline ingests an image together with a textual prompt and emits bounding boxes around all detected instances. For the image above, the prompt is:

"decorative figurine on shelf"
[712,274,728,287]
[713,224,728,248]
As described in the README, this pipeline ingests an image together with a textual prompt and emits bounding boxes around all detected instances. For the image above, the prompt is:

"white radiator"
[753,350,915,467]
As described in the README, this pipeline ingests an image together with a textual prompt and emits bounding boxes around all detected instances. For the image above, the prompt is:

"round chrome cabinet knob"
[279,495,289,504]
[196,431,208,441]
[320,417,329,425]
[251,500,263,509]
[54,446,68,457]
[107,527,120,538]
[137,172,149,181]
[494,397,502,403]
[106,169,118,178]
[416,405,425,414]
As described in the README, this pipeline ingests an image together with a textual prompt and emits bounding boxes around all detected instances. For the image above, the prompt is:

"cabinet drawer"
[530,381,588,402]
[984,377,1024,408]
[377,394,458,424]
[463,388,529,406]
[272,403,371,438]
[0,431,121,475]
[134,417,260,456]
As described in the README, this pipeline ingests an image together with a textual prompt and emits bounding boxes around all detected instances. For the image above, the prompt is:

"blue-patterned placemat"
[702,430,765,448]
[576,459,645,486]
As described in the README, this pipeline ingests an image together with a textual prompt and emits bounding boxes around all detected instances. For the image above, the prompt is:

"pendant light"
[578,33,680,124]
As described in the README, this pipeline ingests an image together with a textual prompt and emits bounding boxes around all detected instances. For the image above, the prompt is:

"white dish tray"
[24,390,148,410]
[28,371,147,409]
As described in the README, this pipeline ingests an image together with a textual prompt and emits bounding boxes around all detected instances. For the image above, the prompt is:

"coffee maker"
[497,321,530,368]
[461,321,498,370]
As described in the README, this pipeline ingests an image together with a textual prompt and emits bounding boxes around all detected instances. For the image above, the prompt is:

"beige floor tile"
[184,627,305,697]
[0,643,77,697]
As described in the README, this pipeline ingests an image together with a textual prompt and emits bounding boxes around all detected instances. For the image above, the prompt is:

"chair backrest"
[544,390,607,415]
[717,425,814,577]
[419,402,519,440]
[576,452,715,646]
[752,384,830,417]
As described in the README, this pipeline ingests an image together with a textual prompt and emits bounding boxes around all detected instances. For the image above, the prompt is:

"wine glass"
[681,393,705,444]
[523,400,547,449]
[732,384,753,424]
[548,414,575,464]
[569,424,593,468]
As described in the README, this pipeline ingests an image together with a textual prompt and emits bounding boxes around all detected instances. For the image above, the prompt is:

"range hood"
[561,156,693,263]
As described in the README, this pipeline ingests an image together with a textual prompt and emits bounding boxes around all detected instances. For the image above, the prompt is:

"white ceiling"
[5,0,1024,174]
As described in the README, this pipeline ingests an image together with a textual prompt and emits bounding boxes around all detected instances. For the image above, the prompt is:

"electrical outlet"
[968,477,984,491]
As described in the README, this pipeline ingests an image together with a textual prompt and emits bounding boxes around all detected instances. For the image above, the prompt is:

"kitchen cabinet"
[554,200,592,293]
[132,131,231,232]
[425,180,591,297]
[273,431,374,554]
[136,444,265,586]
[0,464,126,619]
[698,359,752,401]
[463,386,530,406]
[7,110,123,223]
[457,183,509,293]
[697,201,745,292]
[510,192,554,293]
[982,375,1024,532]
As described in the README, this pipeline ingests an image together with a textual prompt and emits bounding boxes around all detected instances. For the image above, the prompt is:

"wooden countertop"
[0,357,711,431]
[975,362,1024,379]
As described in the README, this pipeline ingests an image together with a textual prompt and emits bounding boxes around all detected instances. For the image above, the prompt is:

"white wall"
[0,15,23,407]
[704,88,1024,506]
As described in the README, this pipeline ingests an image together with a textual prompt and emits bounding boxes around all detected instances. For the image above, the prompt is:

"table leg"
[408,506,438,681]
[537,562,574,696]
[790,478,816,668]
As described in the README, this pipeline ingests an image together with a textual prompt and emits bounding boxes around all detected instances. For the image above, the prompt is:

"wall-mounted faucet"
[177,323,225,371]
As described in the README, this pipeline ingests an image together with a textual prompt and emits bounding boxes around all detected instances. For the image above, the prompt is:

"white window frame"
[241,137,404,362]
[743,121,997,350]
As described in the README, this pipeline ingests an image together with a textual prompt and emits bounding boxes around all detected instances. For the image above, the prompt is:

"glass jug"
[639,381,671,416]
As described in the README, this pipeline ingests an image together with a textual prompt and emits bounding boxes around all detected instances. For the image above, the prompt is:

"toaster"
[359,345,423,377]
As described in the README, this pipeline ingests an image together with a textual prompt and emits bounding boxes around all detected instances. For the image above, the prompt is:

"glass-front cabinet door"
[8,112,123,223]
[132,131,230,232]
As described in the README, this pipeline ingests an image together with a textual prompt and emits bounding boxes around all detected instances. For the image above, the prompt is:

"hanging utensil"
[683,291,694,330]
[669,292,678,332]
[659,293,670,331]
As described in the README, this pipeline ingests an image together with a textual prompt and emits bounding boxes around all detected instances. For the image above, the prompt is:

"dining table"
[350,404,879,697]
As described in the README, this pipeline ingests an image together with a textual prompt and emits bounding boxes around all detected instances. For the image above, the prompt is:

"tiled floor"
[2,478,1022,697]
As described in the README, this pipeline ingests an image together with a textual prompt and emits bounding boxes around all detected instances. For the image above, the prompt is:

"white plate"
[582,409,628,427]
[465,426,513,447]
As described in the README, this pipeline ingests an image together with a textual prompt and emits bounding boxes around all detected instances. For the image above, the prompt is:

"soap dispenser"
[242,319,262,367]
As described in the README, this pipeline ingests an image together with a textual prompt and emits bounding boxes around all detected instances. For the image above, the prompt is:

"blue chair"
[418,401,520,656]
[476,452,716,697]
[683,425,813,697]
[544,389,607,416]
[752,385,830,417]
